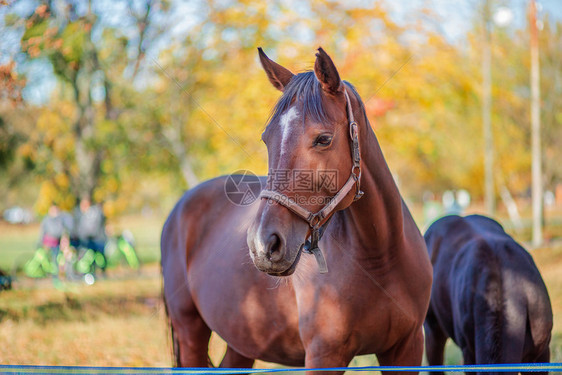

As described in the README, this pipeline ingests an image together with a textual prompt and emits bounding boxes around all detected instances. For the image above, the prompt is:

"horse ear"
[258,47,294,92]
[314,47,342,96]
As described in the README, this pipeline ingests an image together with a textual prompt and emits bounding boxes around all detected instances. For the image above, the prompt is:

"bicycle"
[72,233,141,283]
[19,244,88,284]
[22,247,60,278]
[104,233,141,271]
[19,232,141,285]
[0,268,12,291]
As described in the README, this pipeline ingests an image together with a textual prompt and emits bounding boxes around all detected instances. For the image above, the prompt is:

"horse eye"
[314,134,333,147]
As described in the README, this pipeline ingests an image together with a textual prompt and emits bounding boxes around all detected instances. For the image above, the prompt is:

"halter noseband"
[259,88,364,273]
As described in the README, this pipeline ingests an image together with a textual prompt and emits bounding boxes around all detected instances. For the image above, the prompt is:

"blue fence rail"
[0,363,561,374]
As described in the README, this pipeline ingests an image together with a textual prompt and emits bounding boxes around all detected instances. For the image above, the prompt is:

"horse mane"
[269,71,365,126]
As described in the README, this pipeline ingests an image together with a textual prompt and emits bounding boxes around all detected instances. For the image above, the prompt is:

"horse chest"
[291,255,416,354]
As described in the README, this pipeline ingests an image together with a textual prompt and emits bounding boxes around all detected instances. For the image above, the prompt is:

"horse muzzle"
[247,210,306,276]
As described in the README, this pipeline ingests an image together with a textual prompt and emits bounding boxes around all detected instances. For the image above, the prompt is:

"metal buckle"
[349,122,361,165]
[354,189,364,201]
[309,211,326,229]
[303,228,319,254]
[352,166,361,180]
[349,121,358,140]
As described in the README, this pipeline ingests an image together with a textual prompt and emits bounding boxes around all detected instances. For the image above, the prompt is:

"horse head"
[247,48,361,276]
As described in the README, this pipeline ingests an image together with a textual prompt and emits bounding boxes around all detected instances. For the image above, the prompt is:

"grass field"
[1,214,561,369]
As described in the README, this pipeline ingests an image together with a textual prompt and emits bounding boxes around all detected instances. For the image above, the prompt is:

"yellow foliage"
[106,177,119,194]
[35,181,57,214]
[10,0,554,215]
[53,134,75,159]
[36,111,60,131]
[17,143,34,159]
[54,173,69,189]
[103,200,116,219]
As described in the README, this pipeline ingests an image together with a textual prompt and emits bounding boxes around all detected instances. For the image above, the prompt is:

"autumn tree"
[12,0,168,212]
[1,0,560,217]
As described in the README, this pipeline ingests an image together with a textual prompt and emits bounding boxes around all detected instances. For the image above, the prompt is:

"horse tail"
[472,241,505,366]
[161,261,180,366]
[496,297,527,366]
[161,199,189,368]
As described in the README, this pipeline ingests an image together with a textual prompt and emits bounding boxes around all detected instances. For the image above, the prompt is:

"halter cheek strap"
[259,88,364,274]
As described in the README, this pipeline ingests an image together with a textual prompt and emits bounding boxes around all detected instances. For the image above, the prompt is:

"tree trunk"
[180,156,199,189]
[530,0,543,247]
[499,185,523,232]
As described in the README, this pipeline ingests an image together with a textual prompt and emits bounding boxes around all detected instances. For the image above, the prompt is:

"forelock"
[269,71,331,126]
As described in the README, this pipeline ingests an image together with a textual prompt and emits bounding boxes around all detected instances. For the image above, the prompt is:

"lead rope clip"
[303,229,328,274]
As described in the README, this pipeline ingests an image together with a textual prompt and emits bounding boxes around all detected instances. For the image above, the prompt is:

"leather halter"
[259,88,364,273]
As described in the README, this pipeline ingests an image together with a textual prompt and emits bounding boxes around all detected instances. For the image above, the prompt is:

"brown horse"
[424,214,552,375]
[161,47,432,373]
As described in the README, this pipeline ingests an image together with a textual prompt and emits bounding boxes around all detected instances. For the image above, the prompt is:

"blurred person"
[60,210,74,236]
[77,198,107,275]
[59,209,79,280]
[37,204,67,276]
[69,197,82,249]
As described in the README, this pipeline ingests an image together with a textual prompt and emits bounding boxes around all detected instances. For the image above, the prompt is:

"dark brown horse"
[424,214,552,375]
[161,48,432,373]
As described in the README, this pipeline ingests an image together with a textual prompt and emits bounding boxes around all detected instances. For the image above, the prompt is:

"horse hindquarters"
[473,301,551,375]
[162,192,258,369]
[161,202,212,367]
[472,301,523,375]
[473,275,550,375]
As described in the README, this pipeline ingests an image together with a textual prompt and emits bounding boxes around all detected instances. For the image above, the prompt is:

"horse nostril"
[266,233,283,261]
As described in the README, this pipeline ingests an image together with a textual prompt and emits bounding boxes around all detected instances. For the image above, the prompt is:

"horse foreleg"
[170,309,212,367]
[302,340,355,375]
[377,328,424,375]
[219,346,255,370]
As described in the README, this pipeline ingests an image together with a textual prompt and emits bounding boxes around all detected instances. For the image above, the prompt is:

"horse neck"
[343,121,407,255]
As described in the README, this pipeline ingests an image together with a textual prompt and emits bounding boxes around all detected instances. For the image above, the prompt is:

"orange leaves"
[35,4,49,17]
[0,62,25,105]
[365,98,394,118]
[4,0,559,214]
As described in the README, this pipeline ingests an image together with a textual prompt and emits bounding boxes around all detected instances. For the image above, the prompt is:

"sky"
[1,0,561,104]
